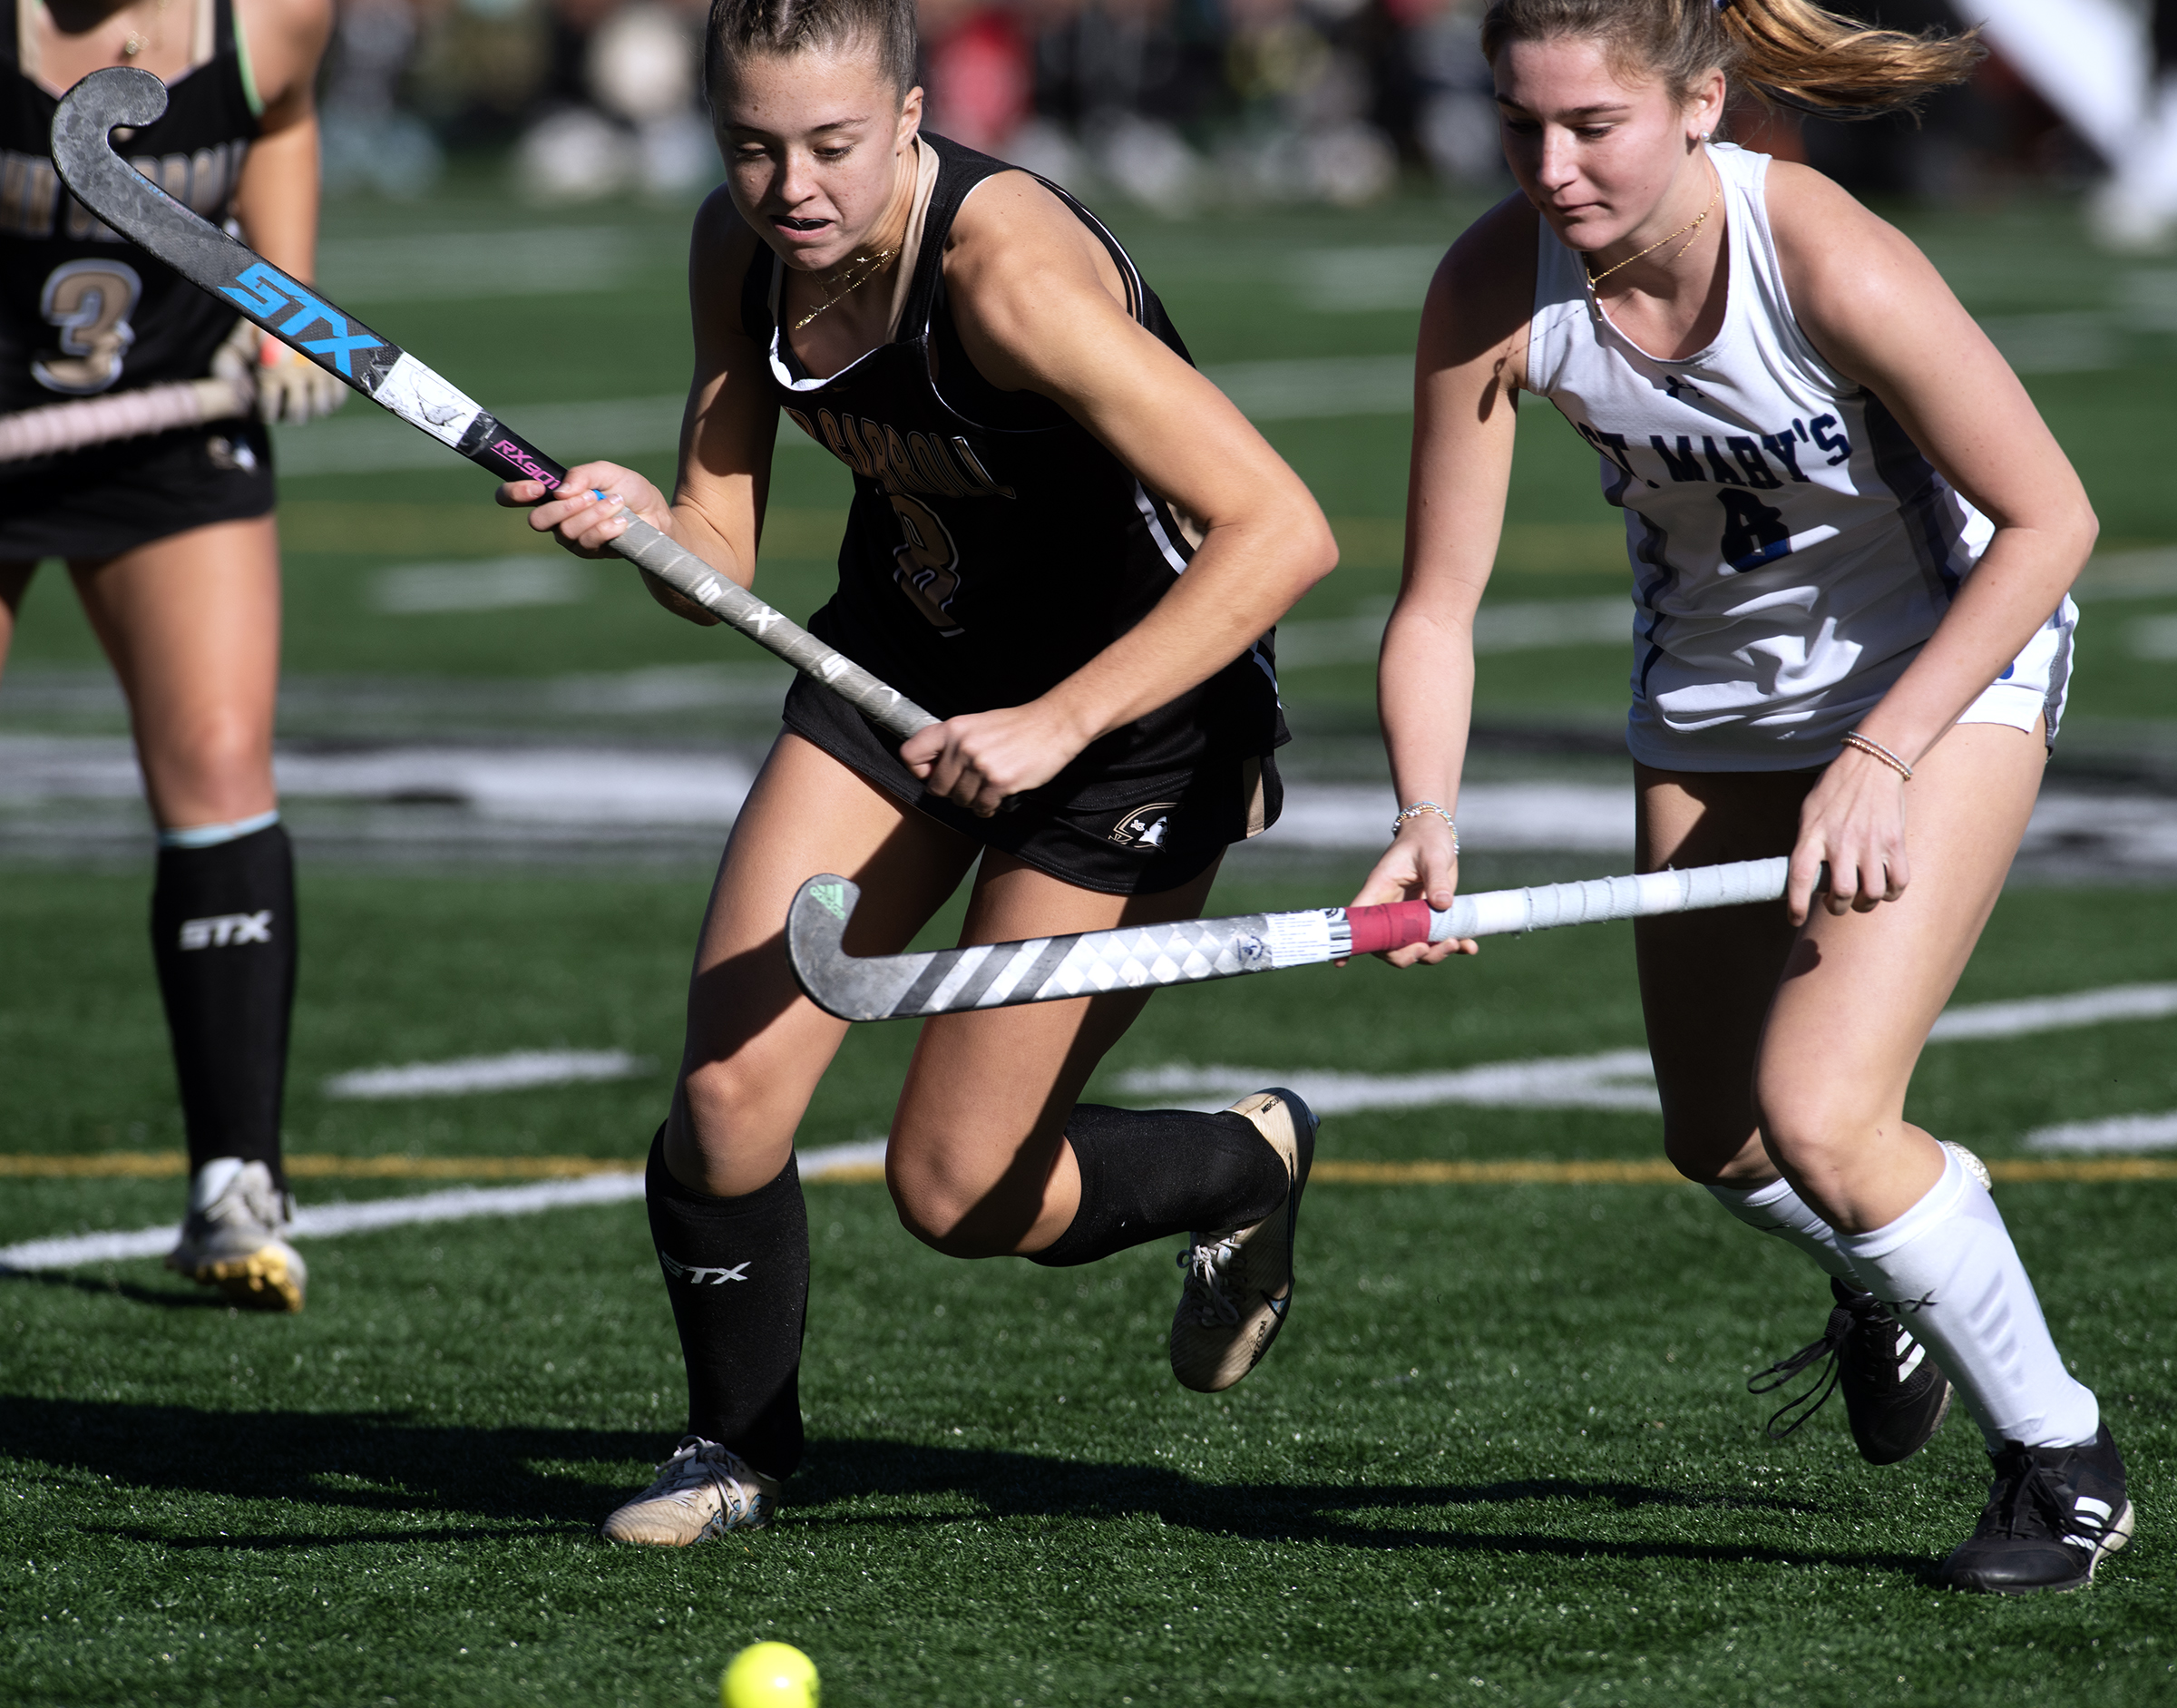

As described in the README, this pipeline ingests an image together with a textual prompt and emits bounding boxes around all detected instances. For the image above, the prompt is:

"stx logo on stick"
[178,911,273,950]
[219,262,382,376]
[659,1251,751,1285]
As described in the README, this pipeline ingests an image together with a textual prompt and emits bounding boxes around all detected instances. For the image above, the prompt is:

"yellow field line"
[6,1155,2176,1185]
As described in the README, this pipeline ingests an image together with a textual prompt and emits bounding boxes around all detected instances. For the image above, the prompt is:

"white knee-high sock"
[1706,1176,1860,1282]
[1837,1149,2100,1450]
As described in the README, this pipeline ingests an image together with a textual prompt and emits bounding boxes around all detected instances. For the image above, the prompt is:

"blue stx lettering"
[220,262,381,376]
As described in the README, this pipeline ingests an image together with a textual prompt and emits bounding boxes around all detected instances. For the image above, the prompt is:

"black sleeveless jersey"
[0,0,259,415]
[752,133,1286,804]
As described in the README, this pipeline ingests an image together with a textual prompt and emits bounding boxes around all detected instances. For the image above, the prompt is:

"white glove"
[213,316,349,424]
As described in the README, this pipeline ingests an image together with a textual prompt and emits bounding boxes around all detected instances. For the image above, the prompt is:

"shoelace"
[1746,1300,1856,1440]
[204,1169,291,1237]
[1176,1236,1243,1326]
[646,1439,760,1522]
[1977,1444,2100,1547]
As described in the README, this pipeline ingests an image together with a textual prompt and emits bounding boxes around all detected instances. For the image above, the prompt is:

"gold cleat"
[601,1438,779,1546]
[165,1159,307,1313]
[1169,1088,1316,1394]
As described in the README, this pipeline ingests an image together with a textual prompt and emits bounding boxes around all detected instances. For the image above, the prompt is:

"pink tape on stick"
[1344,899,1434,955]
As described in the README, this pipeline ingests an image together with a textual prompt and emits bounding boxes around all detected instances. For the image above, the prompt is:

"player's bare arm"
[901,171,1337,812]
[1352,195,1535,963]
[1766,164,2098,918]
[507,196,782,625]
[228,0,329,279]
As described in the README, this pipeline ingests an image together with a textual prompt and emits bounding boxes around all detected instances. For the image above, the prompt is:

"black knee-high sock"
[150,823,296,1185]
[1028,1104,1290,1268]
[645,1129,810,1480]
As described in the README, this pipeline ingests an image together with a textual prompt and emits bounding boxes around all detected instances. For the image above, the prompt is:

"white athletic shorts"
[1957,595,2077,748]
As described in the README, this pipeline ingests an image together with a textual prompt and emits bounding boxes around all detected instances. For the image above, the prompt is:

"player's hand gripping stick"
[49,67,936,744]
[786,856,1791,1021]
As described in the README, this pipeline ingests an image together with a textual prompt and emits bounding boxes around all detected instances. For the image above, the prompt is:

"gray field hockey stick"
[786,856,1791,1021]
[0,373,251,464]
[51,67,934,741]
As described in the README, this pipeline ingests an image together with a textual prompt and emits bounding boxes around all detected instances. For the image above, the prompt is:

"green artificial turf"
[5,867,2177,1704]
[7,174,2177,1708]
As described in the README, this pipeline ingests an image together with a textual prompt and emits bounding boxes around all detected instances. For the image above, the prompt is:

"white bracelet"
[1391,800,1459,854]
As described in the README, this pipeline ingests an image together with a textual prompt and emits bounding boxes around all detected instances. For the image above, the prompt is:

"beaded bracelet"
[1840,731,1913,781]
[1392,800,1459,854]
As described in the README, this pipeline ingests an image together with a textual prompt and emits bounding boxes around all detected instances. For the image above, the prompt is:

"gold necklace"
[791,247,897,333]
[118,0,170,58]
[1584,179,1721,288]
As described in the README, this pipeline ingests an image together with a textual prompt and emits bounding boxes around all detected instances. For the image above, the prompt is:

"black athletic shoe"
[1937,1424,2133,1594]
[1747,1275,1953,1464]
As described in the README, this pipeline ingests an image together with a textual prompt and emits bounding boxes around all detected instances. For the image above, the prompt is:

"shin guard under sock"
[645,1130,809,1479]
[1838,1148,2101,1449]
[150,822,297,1184]
[1027,1104,1290,1269]
[1706,1176,1860,1282]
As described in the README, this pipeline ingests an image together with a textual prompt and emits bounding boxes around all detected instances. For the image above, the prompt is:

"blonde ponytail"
[1720,0,1982,116]
[1479,0,1981,119]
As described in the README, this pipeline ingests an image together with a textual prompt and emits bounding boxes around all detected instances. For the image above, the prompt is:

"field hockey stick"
[0,373,250,464]
[786,856,1791,1021]
[51,67,935,742]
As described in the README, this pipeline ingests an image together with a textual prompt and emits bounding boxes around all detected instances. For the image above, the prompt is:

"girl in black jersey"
[0,0,337,1309]
[503,0,1338,1546]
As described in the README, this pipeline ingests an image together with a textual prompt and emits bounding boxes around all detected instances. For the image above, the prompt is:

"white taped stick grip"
[608,518,940,740]
[1428,856,1791,942]
[0,376,249,464]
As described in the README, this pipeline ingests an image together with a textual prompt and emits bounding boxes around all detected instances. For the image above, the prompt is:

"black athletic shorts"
[0,418,275,561]
[783,672,1284,896]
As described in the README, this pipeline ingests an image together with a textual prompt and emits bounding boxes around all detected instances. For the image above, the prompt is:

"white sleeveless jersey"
[1526,142,2074,770]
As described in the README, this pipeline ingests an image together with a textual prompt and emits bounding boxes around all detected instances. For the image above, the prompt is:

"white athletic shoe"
[600,1437,780,1546]
[1169,1088,1316,1394]
[165,1158,307,1313]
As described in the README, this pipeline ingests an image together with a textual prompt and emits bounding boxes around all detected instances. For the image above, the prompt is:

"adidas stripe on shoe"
[1937,1423,2133,1594]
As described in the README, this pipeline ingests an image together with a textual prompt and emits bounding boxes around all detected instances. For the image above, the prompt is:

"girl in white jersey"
[1360,0,2125,1595]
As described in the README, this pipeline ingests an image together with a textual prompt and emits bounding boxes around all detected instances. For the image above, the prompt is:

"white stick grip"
[0,375,249,464]
[607,517,940,742]
[1429,856,1790,942]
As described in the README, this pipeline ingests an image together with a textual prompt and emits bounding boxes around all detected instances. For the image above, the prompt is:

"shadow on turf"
[793,1436,1937,1575]
[0,1400,1931,1573]
[3,1269,231,1309]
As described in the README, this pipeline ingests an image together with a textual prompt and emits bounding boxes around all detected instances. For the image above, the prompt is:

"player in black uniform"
[502,0,1338,1544]
[0,0,337,1308]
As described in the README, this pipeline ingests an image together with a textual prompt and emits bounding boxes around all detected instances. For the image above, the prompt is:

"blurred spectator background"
[312,0,2177,247]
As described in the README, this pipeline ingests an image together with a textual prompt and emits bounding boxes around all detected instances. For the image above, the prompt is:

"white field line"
[269,356,1417,478]
[1116,983,2177,1117]
[0,1139,888,1274]
[370,556,589,615]
[1924,983,2177,1040]
[2026,1113,2177,1154]
[15,982,2177,1271]
[1118,1049,1661,1115]
[323,1049,651,1100]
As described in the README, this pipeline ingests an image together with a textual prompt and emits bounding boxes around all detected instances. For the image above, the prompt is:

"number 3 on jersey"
[33,260,144,395]
[890,493,966,636]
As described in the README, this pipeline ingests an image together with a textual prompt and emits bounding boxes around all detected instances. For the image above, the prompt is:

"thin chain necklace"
[117,0,171,58]
[1584,177,1721,289]
[791,247,897,333]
